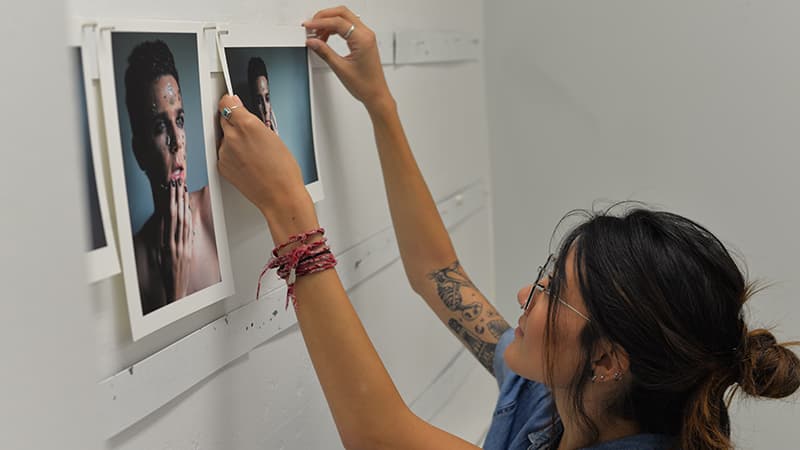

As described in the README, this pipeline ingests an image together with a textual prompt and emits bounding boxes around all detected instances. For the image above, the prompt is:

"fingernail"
[307,39,320,50]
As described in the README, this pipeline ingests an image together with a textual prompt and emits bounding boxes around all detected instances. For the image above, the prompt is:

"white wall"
[485,2,800,449]
[0,2,101,450]
[57,0,499,449]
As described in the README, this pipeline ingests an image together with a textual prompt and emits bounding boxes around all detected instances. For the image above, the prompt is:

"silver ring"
[343,23,355,40]
[221,105,240,121]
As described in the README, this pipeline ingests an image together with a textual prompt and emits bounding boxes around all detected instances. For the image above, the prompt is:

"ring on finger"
[221,105,240,121]
[343,23,355,40]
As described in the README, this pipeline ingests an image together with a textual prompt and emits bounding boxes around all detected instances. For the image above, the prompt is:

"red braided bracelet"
[271,228,324,257]
[256,229,338,310]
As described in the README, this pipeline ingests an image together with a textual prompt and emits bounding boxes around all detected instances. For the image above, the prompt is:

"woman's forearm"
[262,202,414,450]
[294,270,414,449]
[367,98,458,290]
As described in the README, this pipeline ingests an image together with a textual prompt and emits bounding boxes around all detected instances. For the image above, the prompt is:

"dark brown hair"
[124,40,181,140]
[542,203,800,449]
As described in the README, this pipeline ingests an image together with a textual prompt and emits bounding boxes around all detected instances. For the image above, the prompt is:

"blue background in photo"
[111,32,210,234]
[74,47,107,251]
[225,47,319,185]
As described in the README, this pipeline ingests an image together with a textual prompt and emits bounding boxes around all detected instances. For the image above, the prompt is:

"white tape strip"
[395,31,480,65]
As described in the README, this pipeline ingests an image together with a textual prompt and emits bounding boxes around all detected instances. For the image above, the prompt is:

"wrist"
[365,92,397,119]
[260,192,320,245]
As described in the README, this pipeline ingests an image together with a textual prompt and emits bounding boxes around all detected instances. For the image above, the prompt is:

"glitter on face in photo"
[166,82,177,105]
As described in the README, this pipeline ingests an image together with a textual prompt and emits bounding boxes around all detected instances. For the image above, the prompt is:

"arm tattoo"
[449,319,496,371]
[487,319,509,339]
[428,261,512,374]
[427,261,482,320]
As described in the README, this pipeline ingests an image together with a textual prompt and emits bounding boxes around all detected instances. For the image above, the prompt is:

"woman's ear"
[590,339,629,383]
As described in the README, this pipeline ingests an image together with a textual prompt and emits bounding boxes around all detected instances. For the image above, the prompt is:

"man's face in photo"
[136,75,188,188]
[254,75,270,124]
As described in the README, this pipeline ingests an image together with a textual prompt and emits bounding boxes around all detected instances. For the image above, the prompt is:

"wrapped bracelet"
[257,229,337,310]
[271,227,324,256]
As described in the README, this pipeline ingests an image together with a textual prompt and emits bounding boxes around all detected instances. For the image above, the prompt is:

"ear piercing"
[591,371,622,383]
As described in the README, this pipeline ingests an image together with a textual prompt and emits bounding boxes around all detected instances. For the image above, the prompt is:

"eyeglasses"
[522,254,591,322]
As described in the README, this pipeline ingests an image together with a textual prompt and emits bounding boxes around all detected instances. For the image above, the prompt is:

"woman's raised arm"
[216,94,481,449]
[303,6,511,374]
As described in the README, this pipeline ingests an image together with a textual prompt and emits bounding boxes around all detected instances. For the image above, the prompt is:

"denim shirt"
[482,328,677,450]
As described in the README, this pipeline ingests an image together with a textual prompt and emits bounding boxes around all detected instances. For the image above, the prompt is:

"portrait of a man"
[247,56,279,133]
[224,46,319,186]
[120,37,221,315]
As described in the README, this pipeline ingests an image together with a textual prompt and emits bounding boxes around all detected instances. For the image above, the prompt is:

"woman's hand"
[217,95,318,242]
[303,6,394,112]
[159,180,193,301]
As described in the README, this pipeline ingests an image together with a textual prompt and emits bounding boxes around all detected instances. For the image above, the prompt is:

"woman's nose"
[540,275,551,290]
[517,284,534,307]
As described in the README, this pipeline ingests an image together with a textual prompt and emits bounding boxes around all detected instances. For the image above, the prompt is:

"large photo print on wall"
[99,26,233,340]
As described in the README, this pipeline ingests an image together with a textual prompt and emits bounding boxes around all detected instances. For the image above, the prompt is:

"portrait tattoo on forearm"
[427,261,483,320]
[428,261,511,373]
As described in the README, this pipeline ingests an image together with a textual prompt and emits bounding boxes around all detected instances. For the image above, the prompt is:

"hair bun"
[738,329,800,398]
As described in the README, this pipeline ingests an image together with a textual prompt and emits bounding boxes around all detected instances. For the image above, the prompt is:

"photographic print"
[71,42,120,283]
[99,24,233,340]
[223,45,322,196]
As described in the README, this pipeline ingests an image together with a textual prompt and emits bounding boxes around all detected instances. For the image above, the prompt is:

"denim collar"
[527,417,563,450]
[528,419,676,450]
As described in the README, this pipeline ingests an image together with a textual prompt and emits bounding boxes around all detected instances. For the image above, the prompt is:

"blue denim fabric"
[483,328,677,450]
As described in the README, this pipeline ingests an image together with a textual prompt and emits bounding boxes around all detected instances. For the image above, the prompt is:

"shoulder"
[493,327,517,387]
[191,184,211,205]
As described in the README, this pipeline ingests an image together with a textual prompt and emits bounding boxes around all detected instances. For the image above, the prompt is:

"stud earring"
[591,374,597,383]
[613,371,622,381]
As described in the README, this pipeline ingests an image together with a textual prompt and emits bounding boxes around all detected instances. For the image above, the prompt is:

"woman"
[216,6,800,449]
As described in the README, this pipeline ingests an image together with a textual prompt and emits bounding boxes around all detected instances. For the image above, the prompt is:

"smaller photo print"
[73,45,120,283]
[224,47,319,186]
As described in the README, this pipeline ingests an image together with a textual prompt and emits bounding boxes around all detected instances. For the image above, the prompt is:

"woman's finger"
[306,38,347,73]
[177,180,185,248]
[169,182,178,251]
[308,29,332,44]
[219,109,234,135]
[186,192,194,248]
[303,17,357,41]
[312,5,361,25]
[218,95,245,128]
[183,188,192,250]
